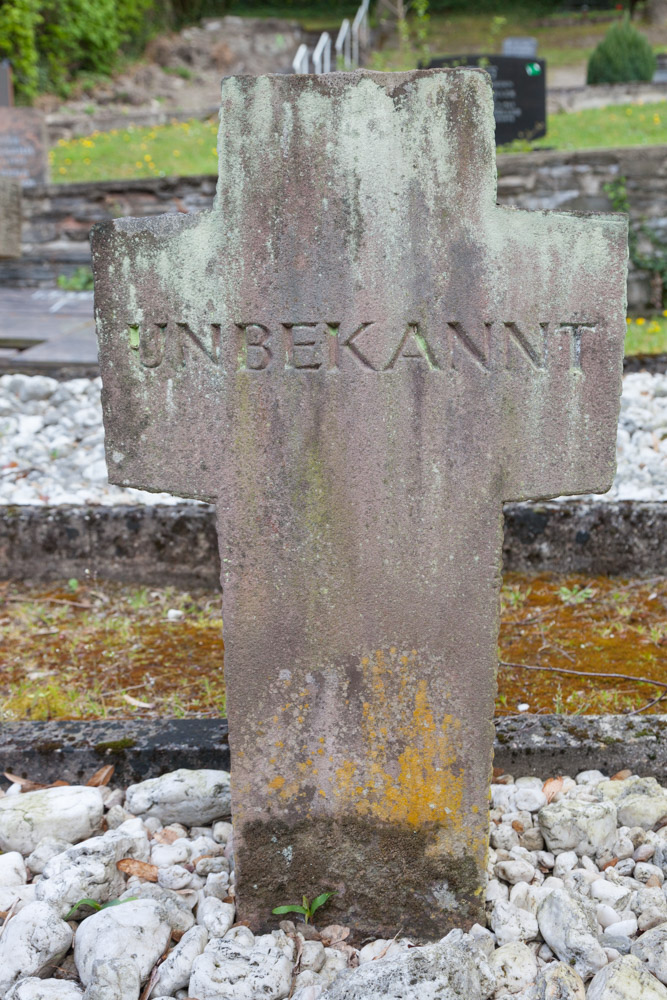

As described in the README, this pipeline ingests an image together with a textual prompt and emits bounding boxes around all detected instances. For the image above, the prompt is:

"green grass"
[50,100,667,185]
[626,314,667,355]
[502,100,667,152]
[50,118,219,184]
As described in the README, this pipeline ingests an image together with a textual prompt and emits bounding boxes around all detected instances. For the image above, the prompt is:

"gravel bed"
[3,766,667,998]
[1,371,666,507]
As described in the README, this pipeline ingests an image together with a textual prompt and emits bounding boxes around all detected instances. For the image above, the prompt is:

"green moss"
[94,737,137,754]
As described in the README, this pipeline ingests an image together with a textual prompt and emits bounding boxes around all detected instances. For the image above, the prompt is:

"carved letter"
[385,323,440,370]
[554,323,597,372]
[237,323,272,371]
[128,322,166,369]
[504,322,546,371]
[177,322,221,366]
[329,322,376,370]
[283,323,323,370]
[448,321,491,371]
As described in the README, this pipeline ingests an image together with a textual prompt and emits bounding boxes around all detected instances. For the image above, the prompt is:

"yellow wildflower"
[58,167,67,174]
[636,317,646,325]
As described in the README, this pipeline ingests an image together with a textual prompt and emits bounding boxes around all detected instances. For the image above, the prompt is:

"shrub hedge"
[587,15,656,85]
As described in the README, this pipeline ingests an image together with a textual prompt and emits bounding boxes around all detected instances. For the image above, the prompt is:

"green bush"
[0,0,163,103]
[587,16,656,85]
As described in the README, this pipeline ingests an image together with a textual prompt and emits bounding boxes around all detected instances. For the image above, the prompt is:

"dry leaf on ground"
[117,858,158,882]
[542,776,564,803]
[87,765,115,787]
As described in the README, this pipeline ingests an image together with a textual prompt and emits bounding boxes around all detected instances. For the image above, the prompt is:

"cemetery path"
[0,573,665,722]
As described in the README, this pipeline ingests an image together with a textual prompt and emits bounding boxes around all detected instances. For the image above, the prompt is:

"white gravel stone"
[490,900,539,945]
[148,925,208,998]
[630,922,667,983]
[553,851,578,877]
[495,859,536,884]
[591,878,632,909]
[158,864,193,890]
[74,899,172,986]
[607,918,640,938]
[197,896,235,937]
[35,820,150,917]
[0,850,27,886]
[190,935,293,1000]
[636,862,664,884]
[82,957,142,1000]
[212,820,233,844]
[587,954,667,1000]
[300,940,327,971]
[634,887,667,931]
[536,889,607,980]
[530,962,586,999]
[125,769,231,825]
[118,882,196,935]
[0,901,73,993]
[0,786,104,854]
[489,940,537,995]
[306,929,494,1000]
[599,778,667,830]
[5,980,84,1000]
[538,799,617,857]
[26,837,74,874]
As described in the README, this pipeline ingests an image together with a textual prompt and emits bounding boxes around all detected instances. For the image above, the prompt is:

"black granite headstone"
[427,55,546,145]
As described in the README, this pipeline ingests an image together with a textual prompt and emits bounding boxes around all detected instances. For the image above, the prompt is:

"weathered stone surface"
[0,175,20,258]
[91,70,627,939]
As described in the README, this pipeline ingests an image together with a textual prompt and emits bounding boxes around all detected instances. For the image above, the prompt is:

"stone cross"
[91,70,627,941]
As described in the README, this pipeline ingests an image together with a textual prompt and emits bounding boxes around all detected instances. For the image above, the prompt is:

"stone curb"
[0,500,665,586]
[2,715,664,788]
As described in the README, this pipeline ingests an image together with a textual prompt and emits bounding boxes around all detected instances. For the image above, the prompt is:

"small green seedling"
[272,891,335,925]
[65,896,137,920]
[558,584,595,606]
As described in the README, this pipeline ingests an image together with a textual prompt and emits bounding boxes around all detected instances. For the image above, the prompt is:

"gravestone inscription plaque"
[91,70,627,940]
[428,55,546,144]
[0,108,47,185]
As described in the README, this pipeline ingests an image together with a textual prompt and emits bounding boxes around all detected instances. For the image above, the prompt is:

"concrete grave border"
[2,715,665,788]
[0,500,666,585]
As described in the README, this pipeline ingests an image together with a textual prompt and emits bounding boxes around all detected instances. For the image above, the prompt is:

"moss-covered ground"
[2,574,666,720]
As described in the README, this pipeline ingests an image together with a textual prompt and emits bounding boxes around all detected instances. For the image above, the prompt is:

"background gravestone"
[427,55,546,144]
[502,36,538,58]
[0,177,21,259]
[0,61,13,107]
[0,108,48,186]
[91,69,626,941]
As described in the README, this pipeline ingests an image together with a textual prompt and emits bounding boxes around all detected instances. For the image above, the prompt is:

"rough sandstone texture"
[91,70,627,940]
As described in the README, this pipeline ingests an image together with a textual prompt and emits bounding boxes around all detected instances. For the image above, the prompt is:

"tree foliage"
[587,15,656,85]
[0,0,159,102]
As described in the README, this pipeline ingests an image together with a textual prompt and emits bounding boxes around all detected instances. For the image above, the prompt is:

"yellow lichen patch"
[333,649,469,837]
[268,776,285,793]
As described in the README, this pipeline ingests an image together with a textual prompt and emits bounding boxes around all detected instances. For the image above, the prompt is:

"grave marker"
[428,55,547,144]
[0,176,21,259]
[0,61,13,107]
[0,108,47,186]
[91,70,627,940]
[502,36,538,58]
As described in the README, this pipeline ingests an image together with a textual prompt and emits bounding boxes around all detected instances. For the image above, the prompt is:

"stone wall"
[3,144,666,308]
